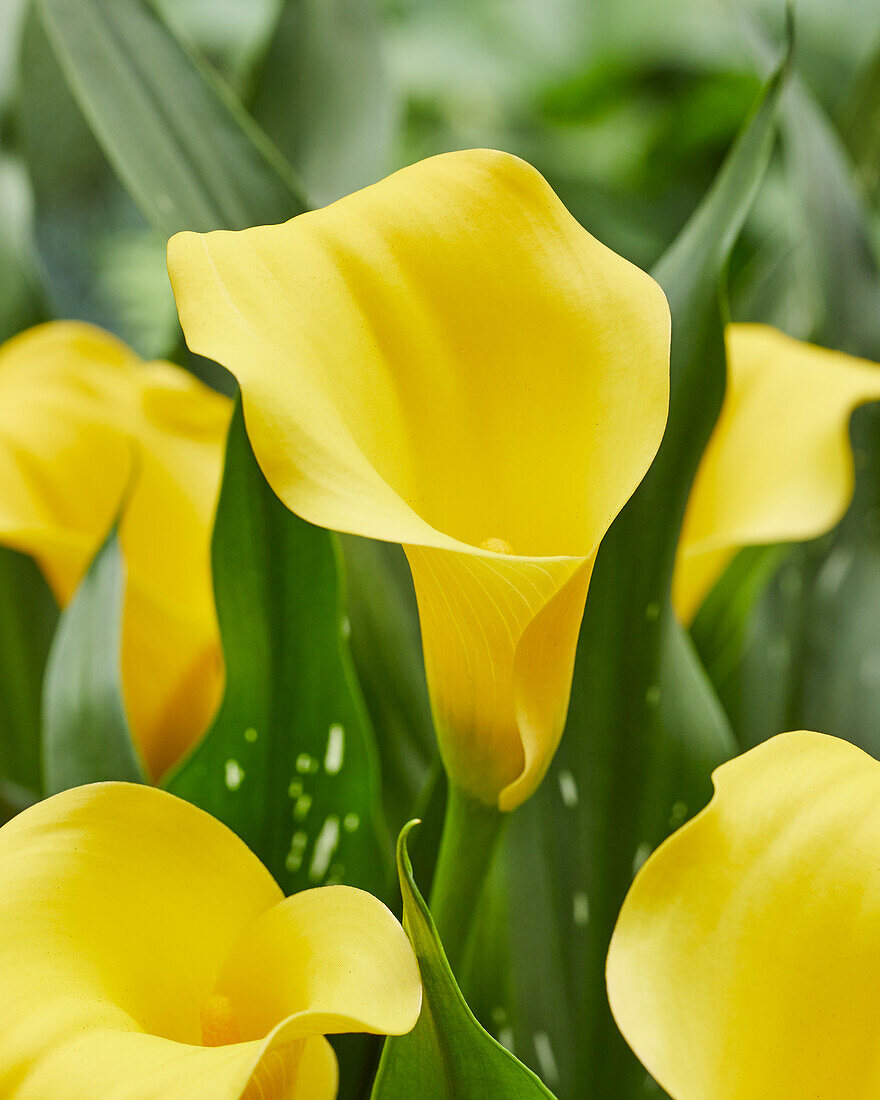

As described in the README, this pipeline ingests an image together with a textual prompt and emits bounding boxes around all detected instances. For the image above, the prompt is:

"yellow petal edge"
[0,321,232,777]
[168,149,670,809]
[0,782,421,1099]
[607,730,880,1100]
[674,324,880,622]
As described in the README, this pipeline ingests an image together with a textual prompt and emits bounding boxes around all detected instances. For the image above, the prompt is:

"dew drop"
[224,760,244,791]
[309,816,340,882]
[324,724,345,775]
[557,770,578,808]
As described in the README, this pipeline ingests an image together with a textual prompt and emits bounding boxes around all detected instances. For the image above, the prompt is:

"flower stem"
[428,782,508,977]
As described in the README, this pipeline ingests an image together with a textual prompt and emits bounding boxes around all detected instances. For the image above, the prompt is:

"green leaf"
[166,402,389,899]
[837,35,880,200]
[0,547,57,795]
[42,531,145,794]
[475,49,788,1098]
[17,7,177,359]
[371,822,557,1100]
[250,0,396,206]
[36,0,307,237]
[700,20,880,763]
[341,535,436,836]
[690,543,792,700]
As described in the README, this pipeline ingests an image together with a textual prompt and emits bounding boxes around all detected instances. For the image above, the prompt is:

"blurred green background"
[3,0,880,358]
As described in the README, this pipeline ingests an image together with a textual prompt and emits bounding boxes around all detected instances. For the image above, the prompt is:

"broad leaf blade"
[167,403,389,899]
[42,532,145,794]
[372,822,557,1100]
[36,0,307,236]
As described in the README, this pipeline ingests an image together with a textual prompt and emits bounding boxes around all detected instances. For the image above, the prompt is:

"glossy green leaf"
[36,0,307,236]
[372,822,556,1100]
[41,531,145,795]
[166,402,389,898]
[251,0,396,206]
[473,49,788,1099]
[0,547,57,796]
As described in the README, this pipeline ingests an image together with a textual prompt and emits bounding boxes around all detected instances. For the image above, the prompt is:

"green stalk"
[428,781,508,977]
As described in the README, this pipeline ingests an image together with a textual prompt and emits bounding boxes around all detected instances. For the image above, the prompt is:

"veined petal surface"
[168,149,670,808]
[607,731,880,1100]
[675,324,880,621]
[0,322,231,776]
[405,546,593,807]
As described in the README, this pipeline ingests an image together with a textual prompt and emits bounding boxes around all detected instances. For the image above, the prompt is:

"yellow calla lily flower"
[0,321,232,778]
[167,148,670,810]
[607,730,880,1100]
[0,782,421,1098]
[674,323,880,622]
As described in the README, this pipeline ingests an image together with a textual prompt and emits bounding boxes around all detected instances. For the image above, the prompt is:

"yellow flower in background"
[0,782,421,1098]
[674,323,880,622]
[607,730,880,1100]
[168,148,670,811]
[0,321,231,779]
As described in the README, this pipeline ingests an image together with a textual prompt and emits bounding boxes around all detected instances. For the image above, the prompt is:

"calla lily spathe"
[607,730,880,1100]
[167,148,670,810]
[674,324,880,622]
[0,321,231,778]
[0,782,421,1098]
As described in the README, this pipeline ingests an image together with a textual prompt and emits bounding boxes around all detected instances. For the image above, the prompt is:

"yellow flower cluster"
[3,149,879,1098]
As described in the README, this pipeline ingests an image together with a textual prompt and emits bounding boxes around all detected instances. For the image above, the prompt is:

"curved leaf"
[372,822,556,1100]
[42,531,145,794]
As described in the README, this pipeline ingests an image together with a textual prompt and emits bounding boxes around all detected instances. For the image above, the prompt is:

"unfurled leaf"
[371,822,556,1100]
[42,531,145,794]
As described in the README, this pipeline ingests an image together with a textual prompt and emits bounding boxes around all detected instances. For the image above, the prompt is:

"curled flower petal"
[607,731,880,1100]
[0,782,419,1098]
[168,149,670,808]
[216,885,422,1040]
[675,324,880,621]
